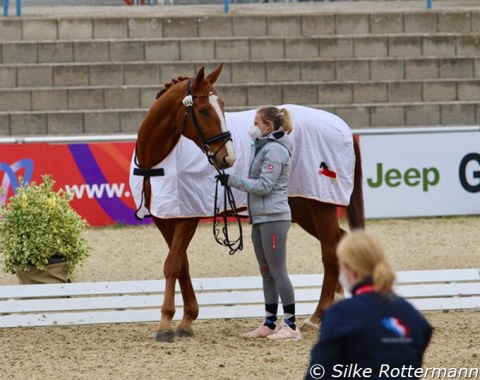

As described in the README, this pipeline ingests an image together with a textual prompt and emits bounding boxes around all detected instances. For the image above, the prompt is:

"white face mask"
[339,271,352,293]
[248,125,262,141]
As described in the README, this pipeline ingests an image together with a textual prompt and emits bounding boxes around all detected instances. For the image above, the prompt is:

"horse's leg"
[290,198,343,330]
[153,217,199,342]
[175,254,199,337]
[289,198,326,331]
[308,202,343,326]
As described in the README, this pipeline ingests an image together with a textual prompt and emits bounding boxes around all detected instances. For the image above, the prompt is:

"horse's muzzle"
[223,155,235,167]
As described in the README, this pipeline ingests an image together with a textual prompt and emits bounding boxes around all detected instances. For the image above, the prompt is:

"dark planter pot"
[15,255,68,284]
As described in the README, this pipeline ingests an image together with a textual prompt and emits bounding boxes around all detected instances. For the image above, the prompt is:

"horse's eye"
[199,108,209,116]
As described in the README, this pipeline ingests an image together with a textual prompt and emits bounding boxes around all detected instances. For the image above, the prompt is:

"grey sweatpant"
[251,220,295,307]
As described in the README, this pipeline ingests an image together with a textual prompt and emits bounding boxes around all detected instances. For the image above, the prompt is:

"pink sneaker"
[267,324,302,341]
[242,324,278,339]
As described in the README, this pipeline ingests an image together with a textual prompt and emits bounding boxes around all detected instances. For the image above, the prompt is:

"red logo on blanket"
[318,162,337,179]
[267,164,274,171]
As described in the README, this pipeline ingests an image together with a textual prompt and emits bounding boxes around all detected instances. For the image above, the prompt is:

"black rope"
[212,168,243,256]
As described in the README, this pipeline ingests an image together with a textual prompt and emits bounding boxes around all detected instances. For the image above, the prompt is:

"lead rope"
[213,168,243,255]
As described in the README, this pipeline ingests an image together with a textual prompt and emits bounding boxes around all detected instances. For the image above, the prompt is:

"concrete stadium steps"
[218,80,480,107]
[2,57,479,89]
[2,79,480,111]
[0,3,479,135]
[0,109,145,136]
[2,34,480,64]
[0,11,479,41]
[1,101,479,136]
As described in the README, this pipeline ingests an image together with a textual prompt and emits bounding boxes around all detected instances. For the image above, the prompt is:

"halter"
[182,77,233,167]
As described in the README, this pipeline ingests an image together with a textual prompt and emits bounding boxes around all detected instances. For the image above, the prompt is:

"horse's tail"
[347,137,365,230]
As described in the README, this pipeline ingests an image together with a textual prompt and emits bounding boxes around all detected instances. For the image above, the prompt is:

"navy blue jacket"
[305,283,432,380]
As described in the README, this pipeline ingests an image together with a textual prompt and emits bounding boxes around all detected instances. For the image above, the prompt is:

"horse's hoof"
[301,316,320,332]
[175,328,194,338]
[155,329,175,342]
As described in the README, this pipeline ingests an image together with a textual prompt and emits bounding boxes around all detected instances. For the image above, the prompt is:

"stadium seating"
[0,3,479,135]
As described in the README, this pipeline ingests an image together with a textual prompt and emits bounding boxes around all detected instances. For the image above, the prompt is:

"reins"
[182,77,243,255]
[212,166,244,255]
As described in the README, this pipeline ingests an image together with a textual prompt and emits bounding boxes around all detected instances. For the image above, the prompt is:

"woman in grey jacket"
[216,106,300,341]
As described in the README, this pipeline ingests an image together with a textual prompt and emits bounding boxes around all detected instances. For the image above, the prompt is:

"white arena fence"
[1,269,479,328]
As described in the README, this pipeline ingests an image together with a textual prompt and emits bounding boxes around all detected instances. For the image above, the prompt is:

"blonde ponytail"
[258,106,294,134]
[373,260,395,292]
[280,108,293,134]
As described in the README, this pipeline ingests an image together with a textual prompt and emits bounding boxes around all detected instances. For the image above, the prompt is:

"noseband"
[182,77,232,166]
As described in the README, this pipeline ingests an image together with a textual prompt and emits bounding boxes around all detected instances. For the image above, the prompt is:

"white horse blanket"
[130,104,355,219]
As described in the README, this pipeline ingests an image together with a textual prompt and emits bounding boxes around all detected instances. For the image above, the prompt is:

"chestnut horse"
[133,65,364,342]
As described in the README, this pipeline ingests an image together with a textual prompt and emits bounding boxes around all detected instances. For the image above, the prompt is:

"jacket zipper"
[247,144,258,222]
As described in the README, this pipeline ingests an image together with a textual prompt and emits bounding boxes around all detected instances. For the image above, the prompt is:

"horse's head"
[180,65,235,170]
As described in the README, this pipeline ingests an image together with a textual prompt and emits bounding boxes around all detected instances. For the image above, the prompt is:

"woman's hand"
[215,173,230,186]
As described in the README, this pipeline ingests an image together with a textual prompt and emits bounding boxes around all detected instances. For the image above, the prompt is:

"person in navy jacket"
[305,231,432,380]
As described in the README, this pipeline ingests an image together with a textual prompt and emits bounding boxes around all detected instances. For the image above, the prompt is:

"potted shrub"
[0,175,91,284]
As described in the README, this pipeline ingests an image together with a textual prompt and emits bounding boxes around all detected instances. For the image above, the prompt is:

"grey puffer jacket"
[228,131,293,224]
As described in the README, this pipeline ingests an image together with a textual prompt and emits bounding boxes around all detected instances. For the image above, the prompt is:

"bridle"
[182,77,243,255]
[181,77,232,167]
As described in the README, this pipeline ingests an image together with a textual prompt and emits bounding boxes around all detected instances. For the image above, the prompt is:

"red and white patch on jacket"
[267,164,274,172]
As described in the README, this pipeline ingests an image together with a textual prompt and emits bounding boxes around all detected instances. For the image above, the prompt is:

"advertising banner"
[359,129,480,218]
[0,141,148,226]
[1,127,479,225]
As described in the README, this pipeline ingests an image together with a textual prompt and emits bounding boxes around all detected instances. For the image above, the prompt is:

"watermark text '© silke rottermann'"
[308,364,480,379]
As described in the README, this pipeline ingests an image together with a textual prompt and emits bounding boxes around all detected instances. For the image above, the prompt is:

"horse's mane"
[156,76,189,99]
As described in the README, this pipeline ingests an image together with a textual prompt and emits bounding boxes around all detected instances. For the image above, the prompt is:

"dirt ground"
[1,217,480,380]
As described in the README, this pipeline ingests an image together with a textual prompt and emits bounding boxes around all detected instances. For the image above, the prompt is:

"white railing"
[1,269,479,328]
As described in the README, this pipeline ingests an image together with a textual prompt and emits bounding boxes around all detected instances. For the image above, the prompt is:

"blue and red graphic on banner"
[0,141,149,227]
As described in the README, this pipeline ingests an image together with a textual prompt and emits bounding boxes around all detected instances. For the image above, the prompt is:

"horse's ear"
[205,64,223,85]
[194,67,206,88]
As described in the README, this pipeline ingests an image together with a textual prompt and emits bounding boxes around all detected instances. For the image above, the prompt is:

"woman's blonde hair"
[258,106,293,134]
[337,230,395,292]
